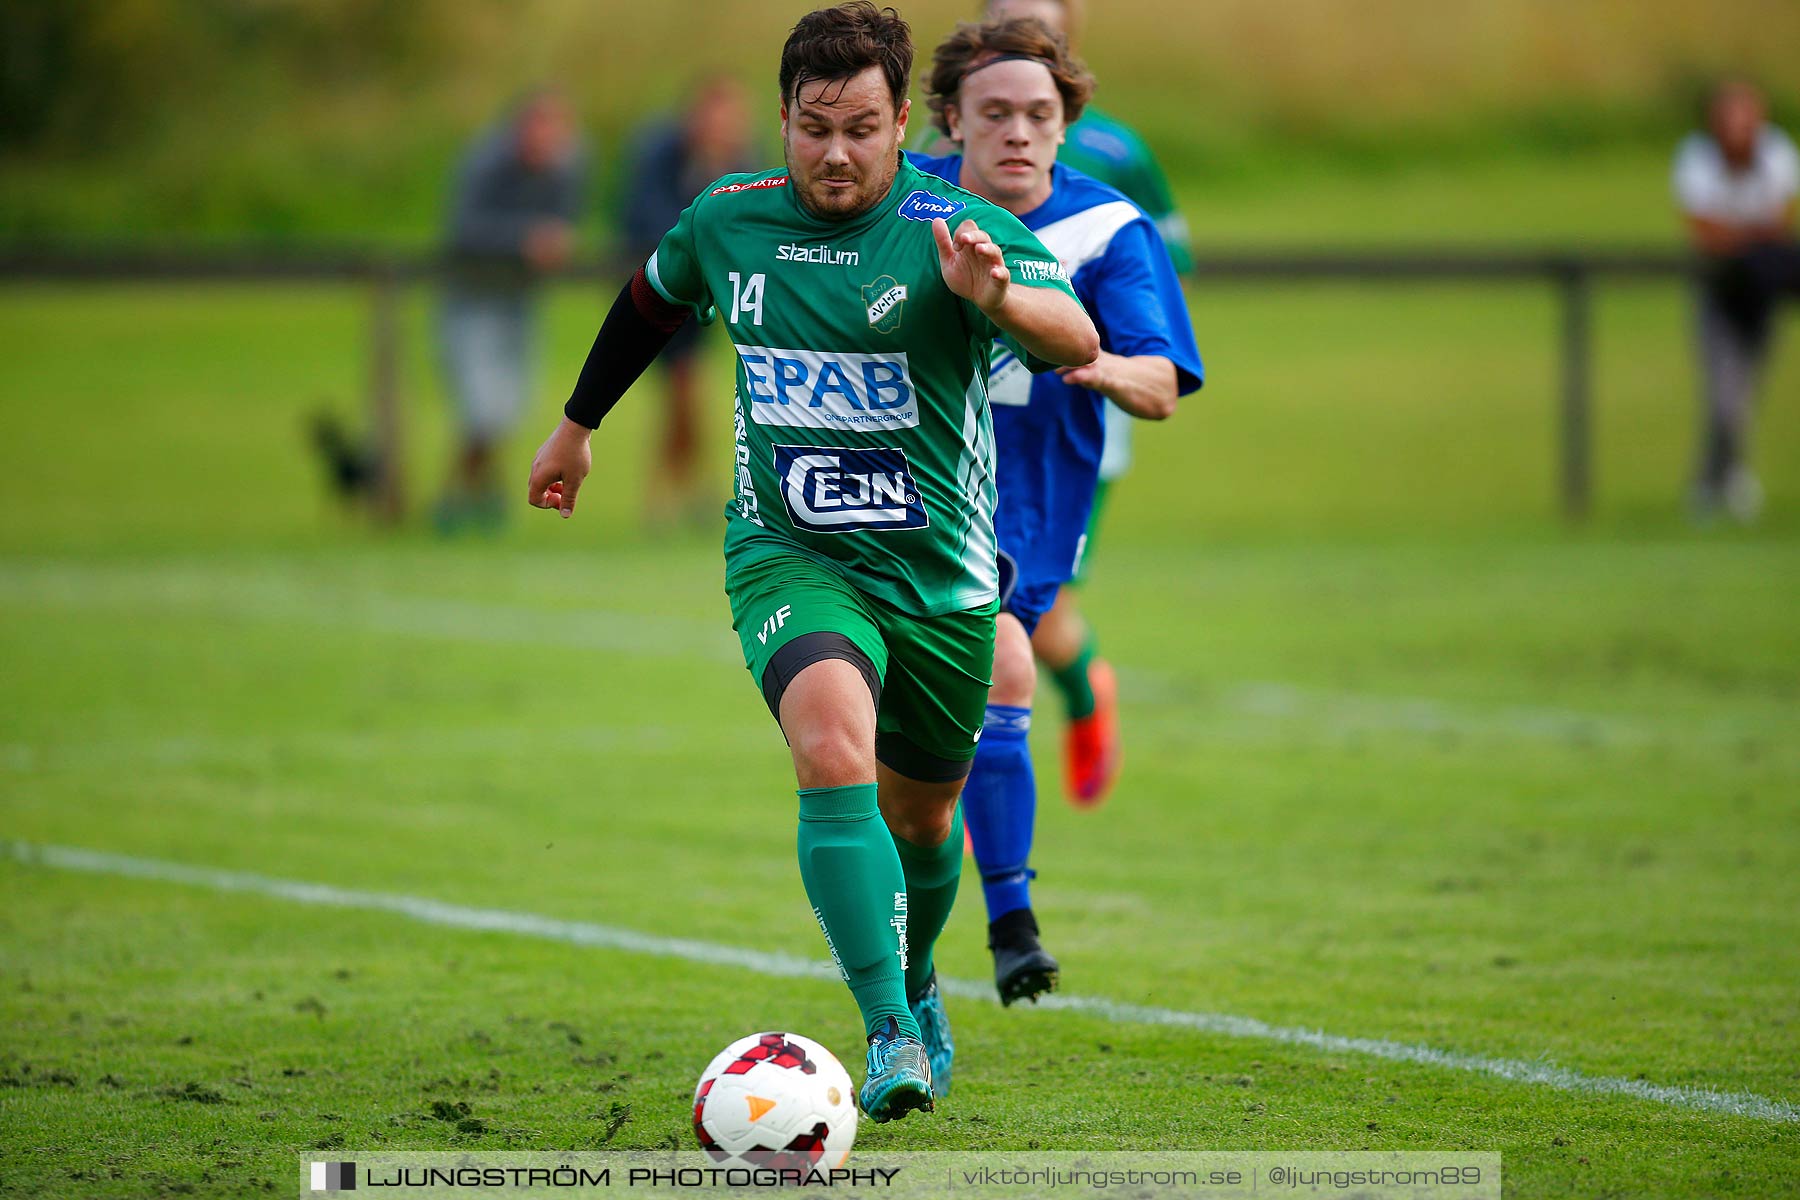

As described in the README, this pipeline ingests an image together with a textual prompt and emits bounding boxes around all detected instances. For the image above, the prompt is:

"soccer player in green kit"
[527,3,1097,1122]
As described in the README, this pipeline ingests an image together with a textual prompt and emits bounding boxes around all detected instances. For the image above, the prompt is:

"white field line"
[8,840,1796,1126]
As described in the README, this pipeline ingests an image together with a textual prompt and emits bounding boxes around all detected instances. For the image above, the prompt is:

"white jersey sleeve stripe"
[644,249,680,306]
[1030,200,1143,278]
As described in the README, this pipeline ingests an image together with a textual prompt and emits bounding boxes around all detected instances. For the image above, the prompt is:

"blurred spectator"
[1673,80,1798,523]
[437,90,587,533]
[617,75,754,529]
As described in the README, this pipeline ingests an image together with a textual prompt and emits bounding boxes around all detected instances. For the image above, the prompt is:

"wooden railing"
[0,246,1696,522]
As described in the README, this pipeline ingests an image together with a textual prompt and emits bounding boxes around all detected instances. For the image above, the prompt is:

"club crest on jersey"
[774,445,929,534]
[861,275,908,334]
[896,190,965,222]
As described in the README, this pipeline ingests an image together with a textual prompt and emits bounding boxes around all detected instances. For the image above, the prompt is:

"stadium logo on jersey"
[710,176,789,196]
[774,445,929,534]
[777,242,859,267]
[896,190,966,222]
[1016,258,1068,284]
[735,345,918,429]
[861,275,908,334]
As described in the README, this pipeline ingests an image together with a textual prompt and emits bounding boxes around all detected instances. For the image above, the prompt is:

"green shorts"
[726,549,997,782]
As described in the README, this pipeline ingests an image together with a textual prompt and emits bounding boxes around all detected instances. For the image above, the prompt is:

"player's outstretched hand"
[933,217,1010,313]
[527,417,594,519]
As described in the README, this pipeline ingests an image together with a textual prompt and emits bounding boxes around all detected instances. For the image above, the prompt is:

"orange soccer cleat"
[1063,658,1119,807]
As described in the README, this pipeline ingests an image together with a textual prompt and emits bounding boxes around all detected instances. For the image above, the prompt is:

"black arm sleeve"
[562,267,693,429]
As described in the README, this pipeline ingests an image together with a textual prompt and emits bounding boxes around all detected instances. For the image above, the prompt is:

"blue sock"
[962,704,1036,920]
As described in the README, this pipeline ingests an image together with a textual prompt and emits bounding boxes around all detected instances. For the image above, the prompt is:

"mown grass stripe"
[3,562,1764,751]
[9,839,1796,1125]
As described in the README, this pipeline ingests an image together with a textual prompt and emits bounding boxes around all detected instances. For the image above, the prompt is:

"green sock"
[796,784,920,1041]
[891,805,964,1000]
[1051,637,1099,720]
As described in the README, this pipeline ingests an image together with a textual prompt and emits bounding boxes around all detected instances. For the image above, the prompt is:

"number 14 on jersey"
[728,272,766,326]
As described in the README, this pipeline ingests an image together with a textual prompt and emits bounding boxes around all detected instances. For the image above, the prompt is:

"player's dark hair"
[926,17,1094,137]
[779,3,913,115]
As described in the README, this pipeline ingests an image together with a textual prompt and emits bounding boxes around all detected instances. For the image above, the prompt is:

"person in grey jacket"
[616,75,753,528]
[438,91,588,532]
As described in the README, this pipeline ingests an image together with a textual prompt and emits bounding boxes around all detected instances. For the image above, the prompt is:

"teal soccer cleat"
[858,1017,935,1122]
[908,971,954,1098]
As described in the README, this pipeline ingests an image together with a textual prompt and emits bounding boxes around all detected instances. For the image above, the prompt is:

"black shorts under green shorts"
[726,549,998,782]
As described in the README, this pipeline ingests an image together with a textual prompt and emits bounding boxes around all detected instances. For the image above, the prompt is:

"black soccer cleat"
[988,908,1060,1007]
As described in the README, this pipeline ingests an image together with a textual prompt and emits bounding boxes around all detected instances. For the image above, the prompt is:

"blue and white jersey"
[906,153,1203,597]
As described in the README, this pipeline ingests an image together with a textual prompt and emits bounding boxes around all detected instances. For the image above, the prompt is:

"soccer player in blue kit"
[909,15,1203,1003]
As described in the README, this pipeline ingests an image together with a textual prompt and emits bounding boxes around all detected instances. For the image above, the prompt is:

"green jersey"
[647,155,1077,616]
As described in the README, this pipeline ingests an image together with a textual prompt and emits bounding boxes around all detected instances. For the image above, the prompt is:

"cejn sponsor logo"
[709,176,789,196]
[1016,258,1068,283]
[775,242,860,267]
[774,445,929,534]
[896,189,966,222]
[734,345,917,429]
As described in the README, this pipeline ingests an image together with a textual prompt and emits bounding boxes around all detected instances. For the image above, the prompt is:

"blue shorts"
[997,550,1061,636]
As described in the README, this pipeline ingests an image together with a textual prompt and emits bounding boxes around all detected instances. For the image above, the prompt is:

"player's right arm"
[527,190,718,518]
[525,265,689,516]
[1056,354,1180,420]
[1055,216,1204,420]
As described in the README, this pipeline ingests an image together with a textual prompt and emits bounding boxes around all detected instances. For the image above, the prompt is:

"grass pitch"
[1,280,1797,1199]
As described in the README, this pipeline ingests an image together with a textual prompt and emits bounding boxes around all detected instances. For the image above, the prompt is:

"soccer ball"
[692,1032,857,1170]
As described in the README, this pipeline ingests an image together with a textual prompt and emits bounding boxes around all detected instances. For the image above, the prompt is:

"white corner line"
[8,840,1795,1125]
